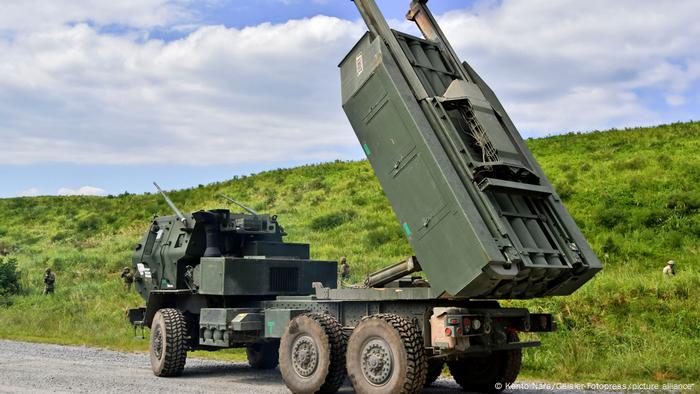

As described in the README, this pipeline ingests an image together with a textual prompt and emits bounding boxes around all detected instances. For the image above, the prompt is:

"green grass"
[0,121,698,383]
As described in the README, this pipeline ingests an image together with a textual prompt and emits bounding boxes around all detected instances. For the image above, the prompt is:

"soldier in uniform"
[662,260,675,276]
[339,256,350,281]
[121,267,134,291]
[184,265,195,290]
[43,268,55,295]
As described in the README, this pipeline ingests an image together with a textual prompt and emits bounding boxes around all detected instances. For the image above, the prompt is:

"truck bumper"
[127,307,146,327]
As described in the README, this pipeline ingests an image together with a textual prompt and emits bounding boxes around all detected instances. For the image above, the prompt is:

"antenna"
[153,182,188,227]
[220,194,259,217]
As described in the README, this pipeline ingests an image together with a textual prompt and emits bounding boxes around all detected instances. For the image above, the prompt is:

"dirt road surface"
[0,339,607,393]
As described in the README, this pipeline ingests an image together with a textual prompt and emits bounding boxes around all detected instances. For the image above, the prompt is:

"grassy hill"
[0,121,698,383]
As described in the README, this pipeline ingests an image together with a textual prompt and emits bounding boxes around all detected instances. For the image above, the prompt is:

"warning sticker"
[356,53,364,76]
[137,263,152,279]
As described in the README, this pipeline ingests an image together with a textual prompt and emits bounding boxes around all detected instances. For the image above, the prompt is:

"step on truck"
[127,1,601,393]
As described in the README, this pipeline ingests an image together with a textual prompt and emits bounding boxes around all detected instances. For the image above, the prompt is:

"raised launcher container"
[340,0,601,299]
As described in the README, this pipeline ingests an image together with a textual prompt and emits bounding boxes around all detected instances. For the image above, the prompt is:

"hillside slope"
[0,121,698,382]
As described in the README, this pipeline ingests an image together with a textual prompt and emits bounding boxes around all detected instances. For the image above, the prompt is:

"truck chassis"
[132,282,553,393]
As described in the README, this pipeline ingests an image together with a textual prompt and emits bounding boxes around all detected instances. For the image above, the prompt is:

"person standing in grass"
[339,256,350,282]
[43,268,55,295]
[121,267,134,291]
[662,260,676,276]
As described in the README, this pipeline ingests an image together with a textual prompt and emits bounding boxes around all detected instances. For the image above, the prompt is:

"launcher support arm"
[351,0,429,100]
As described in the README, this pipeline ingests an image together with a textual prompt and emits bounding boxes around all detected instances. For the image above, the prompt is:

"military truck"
[127,1,601,393]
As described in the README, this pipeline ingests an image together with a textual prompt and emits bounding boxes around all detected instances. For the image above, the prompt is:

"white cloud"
[0,0,190,32]
[0,16,364,165]
[18,188,41,197]
[665,94,686,107]
[438,0,700,134]
[0,0,698,168]
[56,186,107,196]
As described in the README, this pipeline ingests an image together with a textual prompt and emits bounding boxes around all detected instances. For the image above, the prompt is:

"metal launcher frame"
[342,0,601,299]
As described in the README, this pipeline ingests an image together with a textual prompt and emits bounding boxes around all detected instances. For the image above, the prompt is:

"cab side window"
[144,225,158,255]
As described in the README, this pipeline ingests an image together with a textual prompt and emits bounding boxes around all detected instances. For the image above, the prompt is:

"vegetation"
[0,121,698,383]
[0,257,21,305]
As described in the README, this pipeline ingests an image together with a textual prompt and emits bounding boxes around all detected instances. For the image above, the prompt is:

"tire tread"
[368,314,427,394]
[306,313,347,394]
[157,308,188,377]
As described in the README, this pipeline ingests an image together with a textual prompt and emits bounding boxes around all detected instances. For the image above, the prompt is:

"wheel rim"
[152,325,164,360]
[291,335,319,378]
[360,337,393,386]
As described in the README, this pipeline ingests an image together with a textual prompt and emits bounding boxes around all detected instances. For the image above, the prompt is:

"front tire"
[279,313,347,394]
[150,308,188,377]
[447,333,522,393]
[247,340,280,370]
[346,314,427,394]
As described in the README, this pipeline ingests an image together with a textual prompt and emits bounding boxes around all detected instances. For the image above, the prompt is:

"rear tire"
[424,358,444,386]
[150,308,188,377]
[447,333,521,393]
[247,340,280,370]
[279,313,347,394]
[346,314,427,394]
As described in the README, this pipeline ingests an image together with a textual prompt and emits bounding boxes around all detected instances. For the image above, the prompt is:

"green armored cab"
[128,184,336,375]
[128,2,600,393]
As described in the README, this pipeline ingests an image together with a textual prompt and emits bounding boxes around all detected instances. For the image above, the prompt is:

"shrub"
[351,195,368,206]
[0,240,16,256]
[601,236,619,254]
[0,257,21,304]
[667,192,700,214]
[554,181,575,201]
[614,157,647,171]
[310,210,357,231]
[639,207,671,227]
[594,206,626,229]
[51,232,69,243]
[364,228,394,248]
[75,213,103,233]
[667,232,684,250]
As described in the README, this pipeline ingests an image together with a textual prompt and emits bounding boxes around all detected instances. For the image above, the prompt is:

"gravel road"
[0,340,614,394]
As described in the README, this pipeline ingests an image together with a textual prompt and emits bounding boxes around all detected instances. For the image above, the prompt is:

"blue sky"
[0,0,698,198]
[189,0,473,28]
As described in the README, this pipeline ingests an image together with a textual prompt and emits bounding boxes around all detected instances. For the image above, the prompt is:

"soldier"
[662,260,675,276]
[339,256,350,281]
[121,267,134,291]
[43,268,55,295]
[184,265,195,289]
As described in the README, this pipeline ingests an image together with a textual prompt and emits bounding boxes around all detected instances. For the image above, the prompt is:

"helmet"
[45,268,51,273]
[340,256,347,263]
[123,266,130,271]
[667,260,675,265]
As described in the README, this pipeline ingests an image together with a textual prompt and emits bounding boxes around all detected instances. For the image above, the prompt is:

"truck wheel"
[424,358,444,386]
[150,308,188,377]
[279,313,347,394]
[346,314,427,394]
[447,333,521,393]
[247,340,280,370]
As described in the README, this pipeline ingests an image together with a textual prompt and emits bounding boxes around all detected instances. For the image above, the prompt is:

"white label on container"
[356,53,364,76]
[137,263,152,278]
